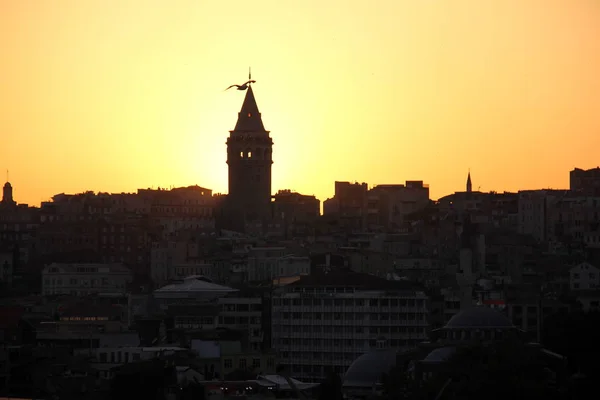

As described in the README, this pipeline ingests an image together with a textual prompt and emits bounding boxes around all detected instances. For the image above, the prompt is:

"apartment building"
[271,271,429,380]
[246,247,309,282]
[570,262,600,290]
[167,295,266,352]
[42,263,132,296]
[219,295,265,352]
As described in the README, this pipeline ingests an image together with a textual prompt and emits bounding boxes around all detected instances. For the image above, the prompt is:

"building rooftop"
[287,270,423,291]
[422,346,457,363]
[154,276,237,294]
[44,263,131,275]
[444,306,514,329]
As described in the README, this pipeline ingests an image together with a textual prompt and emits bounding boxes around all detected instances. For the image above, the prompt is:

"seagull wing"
[225,84,240,91]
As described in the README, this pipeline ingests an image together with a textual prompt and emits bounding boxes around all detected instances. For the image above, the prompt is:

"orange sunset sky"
[1,0,599,207]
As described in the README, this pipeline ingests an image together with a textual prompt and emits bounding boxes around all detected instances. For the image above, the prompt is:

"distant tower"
[466,170,472,193]
[2,171,16,206]
[225,81,273,230]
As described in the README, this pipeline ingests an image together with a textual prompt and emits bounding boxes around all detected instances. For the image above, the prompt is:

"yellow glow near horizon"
[1,0,599,206]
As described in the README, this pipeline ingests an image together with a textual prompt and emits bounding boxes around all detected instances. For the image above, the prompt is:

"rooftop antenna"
[5,169,8,182]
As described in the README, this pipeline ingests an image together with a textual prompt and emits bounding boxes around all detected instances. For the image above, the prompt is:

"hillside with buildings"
[1,85,599,399]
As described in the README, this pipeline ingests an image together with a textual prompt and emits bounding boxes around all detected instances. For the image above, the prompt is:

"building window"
[239,359,247,369]
[224,359,232,369]
[253,358,261,368]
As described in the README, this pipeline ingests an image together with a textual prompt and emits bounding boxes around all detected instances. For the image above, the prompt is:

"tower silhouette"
[2,170,15,206]
[466,170,472,193]
[225,83,273,231]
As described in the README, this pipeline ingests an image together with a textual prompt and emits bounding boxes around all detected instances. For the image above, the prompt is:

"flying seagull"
[225,80,256,91]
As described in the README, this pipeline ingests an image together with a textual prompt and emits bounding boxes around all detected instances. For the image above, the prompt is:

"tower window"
[240,152,244,158]
[248,151,252,158]
[248,113,252,117]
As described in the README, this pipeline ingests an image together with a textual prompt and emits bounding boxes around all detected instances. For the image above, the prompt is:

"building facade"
[570,262,600,290]
[271,271,429,380]
[41,263,132,296]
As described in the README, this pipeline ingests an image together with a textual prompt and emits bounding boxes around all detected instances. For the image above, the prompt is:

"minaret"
[2,170,16,206]
[466,170,472,193]
[225,78,273,231]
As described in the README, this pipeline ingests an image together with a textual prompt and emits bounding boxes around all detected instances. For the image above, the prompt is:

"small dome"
[422,346,456,363]
[343,349,397,388]
[445,306,513,329]
[3,181,11,189]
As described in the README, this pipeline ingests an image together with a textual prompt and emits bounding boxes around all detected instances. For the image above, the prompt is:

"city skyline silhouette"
[1,0,599,206]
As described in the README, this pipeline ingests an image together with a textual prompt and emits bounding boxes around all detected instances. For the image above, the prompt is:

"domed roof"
[3,181,11,189]
[445,306,513,329]
[422,346,456,363]
[342,349,397,388]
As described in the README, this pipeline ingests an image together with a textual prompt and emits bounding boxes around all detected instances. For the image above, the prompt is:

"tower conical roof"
[234,85,266,132]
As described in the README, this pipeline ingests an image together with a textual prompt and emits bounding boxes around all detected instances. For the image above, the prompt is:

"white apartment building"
[570,262,600,290]
[518,190,568,244]
[42,263,132,296]
[150,241,178,286]
[247,247,309,282]
[271,271,429,380]
[276,255,310,278]
[150,240,203,287]
[548,195,600,244]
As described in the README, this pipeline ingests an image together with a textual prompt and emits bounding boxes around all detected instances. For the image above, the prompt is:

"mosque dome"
[342,349,397,388]
[422,346,457,363]
[445,306,514,329]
